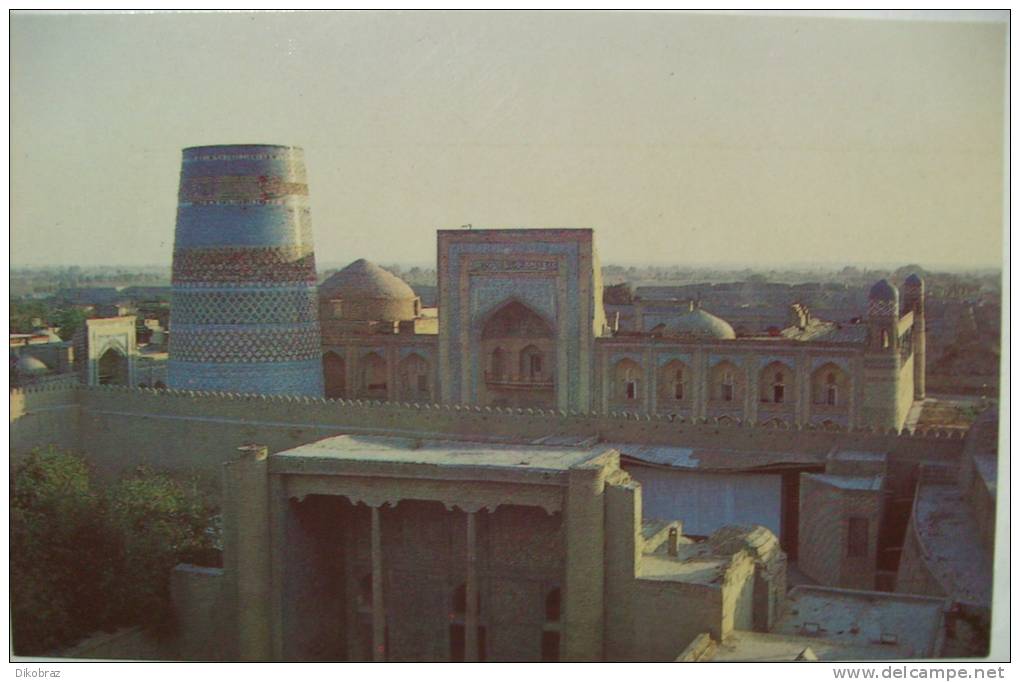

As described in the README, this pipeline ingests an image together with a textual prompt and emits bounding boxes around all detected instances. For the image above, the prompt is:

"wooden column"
[370,505,385,662]
[465,510,479,662]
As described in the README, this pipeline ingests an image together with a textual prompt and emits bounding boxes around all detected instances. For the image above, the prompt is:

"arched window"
[881,329,890,349]
[398,353,429,399]
[615,359,641,401]
[519,345,544,380]
[826,372,838,406]
[773,371,785,404]
[722,370,734,402]
[673,367,685,400]
[811,363,847,407]
[360,353,387,395]
[323,351,346,399]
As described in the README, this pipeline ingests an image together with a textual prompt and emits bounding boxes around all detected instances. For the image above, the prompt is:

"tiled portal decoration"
[168,144,324,396]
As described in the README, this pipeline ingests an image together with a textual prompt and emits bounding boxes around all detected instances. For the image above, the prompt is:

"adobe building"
[170,433,951,662]
[217,435,791,661]
[317,227,925,432]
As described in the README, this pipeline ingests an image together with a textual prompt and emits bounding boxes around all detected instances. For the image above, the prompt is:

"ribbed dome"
[319,259,416,301]
[869,279,899,301]
[16,355,49,374]
[904,273,924,287]
[655,304,736,340]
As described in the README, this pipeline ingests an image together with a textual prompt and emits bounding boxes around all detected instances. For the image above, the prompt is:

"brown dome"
[318,259,419,322]
[320,259,416,301]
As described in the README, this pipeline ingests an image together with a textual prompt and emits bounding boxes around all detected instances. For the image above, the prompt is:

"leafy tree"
[54,307,91,341]
[103,469,219,629]
[10,449,219,655]
[9,298,52,333]
[10,448,109,653]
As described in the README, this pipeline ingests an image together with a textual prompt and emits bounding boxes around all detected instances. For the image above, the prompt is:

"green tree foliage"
[10,449,219,655]
[54,307,91,342]
[9,298,52,333]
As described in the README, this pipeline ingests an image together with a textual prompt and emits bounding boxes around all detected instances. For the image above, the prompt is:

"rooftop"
[913,483,993,605]
[270,433,605,478]
[776,320,869,344]
[615,442,824,471]
[772,586,947,659]
[715,630,912,662]
[805,473,885,492]
[639,539,732,585]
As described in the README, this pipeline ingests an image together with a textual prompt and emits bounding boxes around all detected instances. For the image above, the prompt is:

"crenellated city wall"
[11,383,968,482]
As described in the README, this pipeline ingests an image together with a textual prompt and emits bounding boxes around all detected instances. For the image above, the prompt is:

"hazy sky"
[10,11,1007,268]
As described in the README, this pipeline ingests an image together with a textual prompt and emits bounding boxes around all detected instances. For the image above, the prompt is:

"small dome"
[904,273,924,287]
[655,304,736,340]
[16,355,49,374]
[869,279,898,301]
[319,259,416,302]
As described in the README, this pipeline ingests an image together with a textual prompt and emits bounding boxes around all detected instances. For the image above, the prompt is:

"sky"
[10,11,1008,269]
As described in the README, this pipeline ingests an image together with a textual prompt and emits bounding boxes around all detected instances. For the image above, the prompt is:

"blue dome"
[869,279,898,301]
[655,305,736,340]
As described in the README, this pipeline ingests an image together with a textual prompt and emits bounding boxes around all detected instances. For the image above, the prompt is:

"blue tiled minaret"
[168,144,324,396]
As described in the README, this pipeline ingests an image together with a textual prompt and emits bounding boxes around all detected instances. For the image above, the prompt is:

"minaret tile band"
[168,144,324,396]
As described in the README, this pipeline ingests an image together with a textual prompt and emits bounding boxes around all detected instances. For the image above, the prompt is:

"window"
[721,370,734,402]
[625,380,638,400]
[673,368,685,400]
[826,372,838,406]
[519,345,544,380]
[847,517,869,558]
[773,371,785,404]
[881,329,890,349]
[417,374,428,392]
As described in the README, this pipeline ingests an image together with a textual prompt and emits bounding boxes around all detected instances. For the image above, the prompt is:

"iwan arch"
[317,228,926,433]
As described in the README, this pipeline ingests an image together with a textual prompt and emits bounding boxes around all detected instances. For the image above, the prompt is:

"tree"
[9,298,52,333]
[54,307,90,341]
[10,449,219,655]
